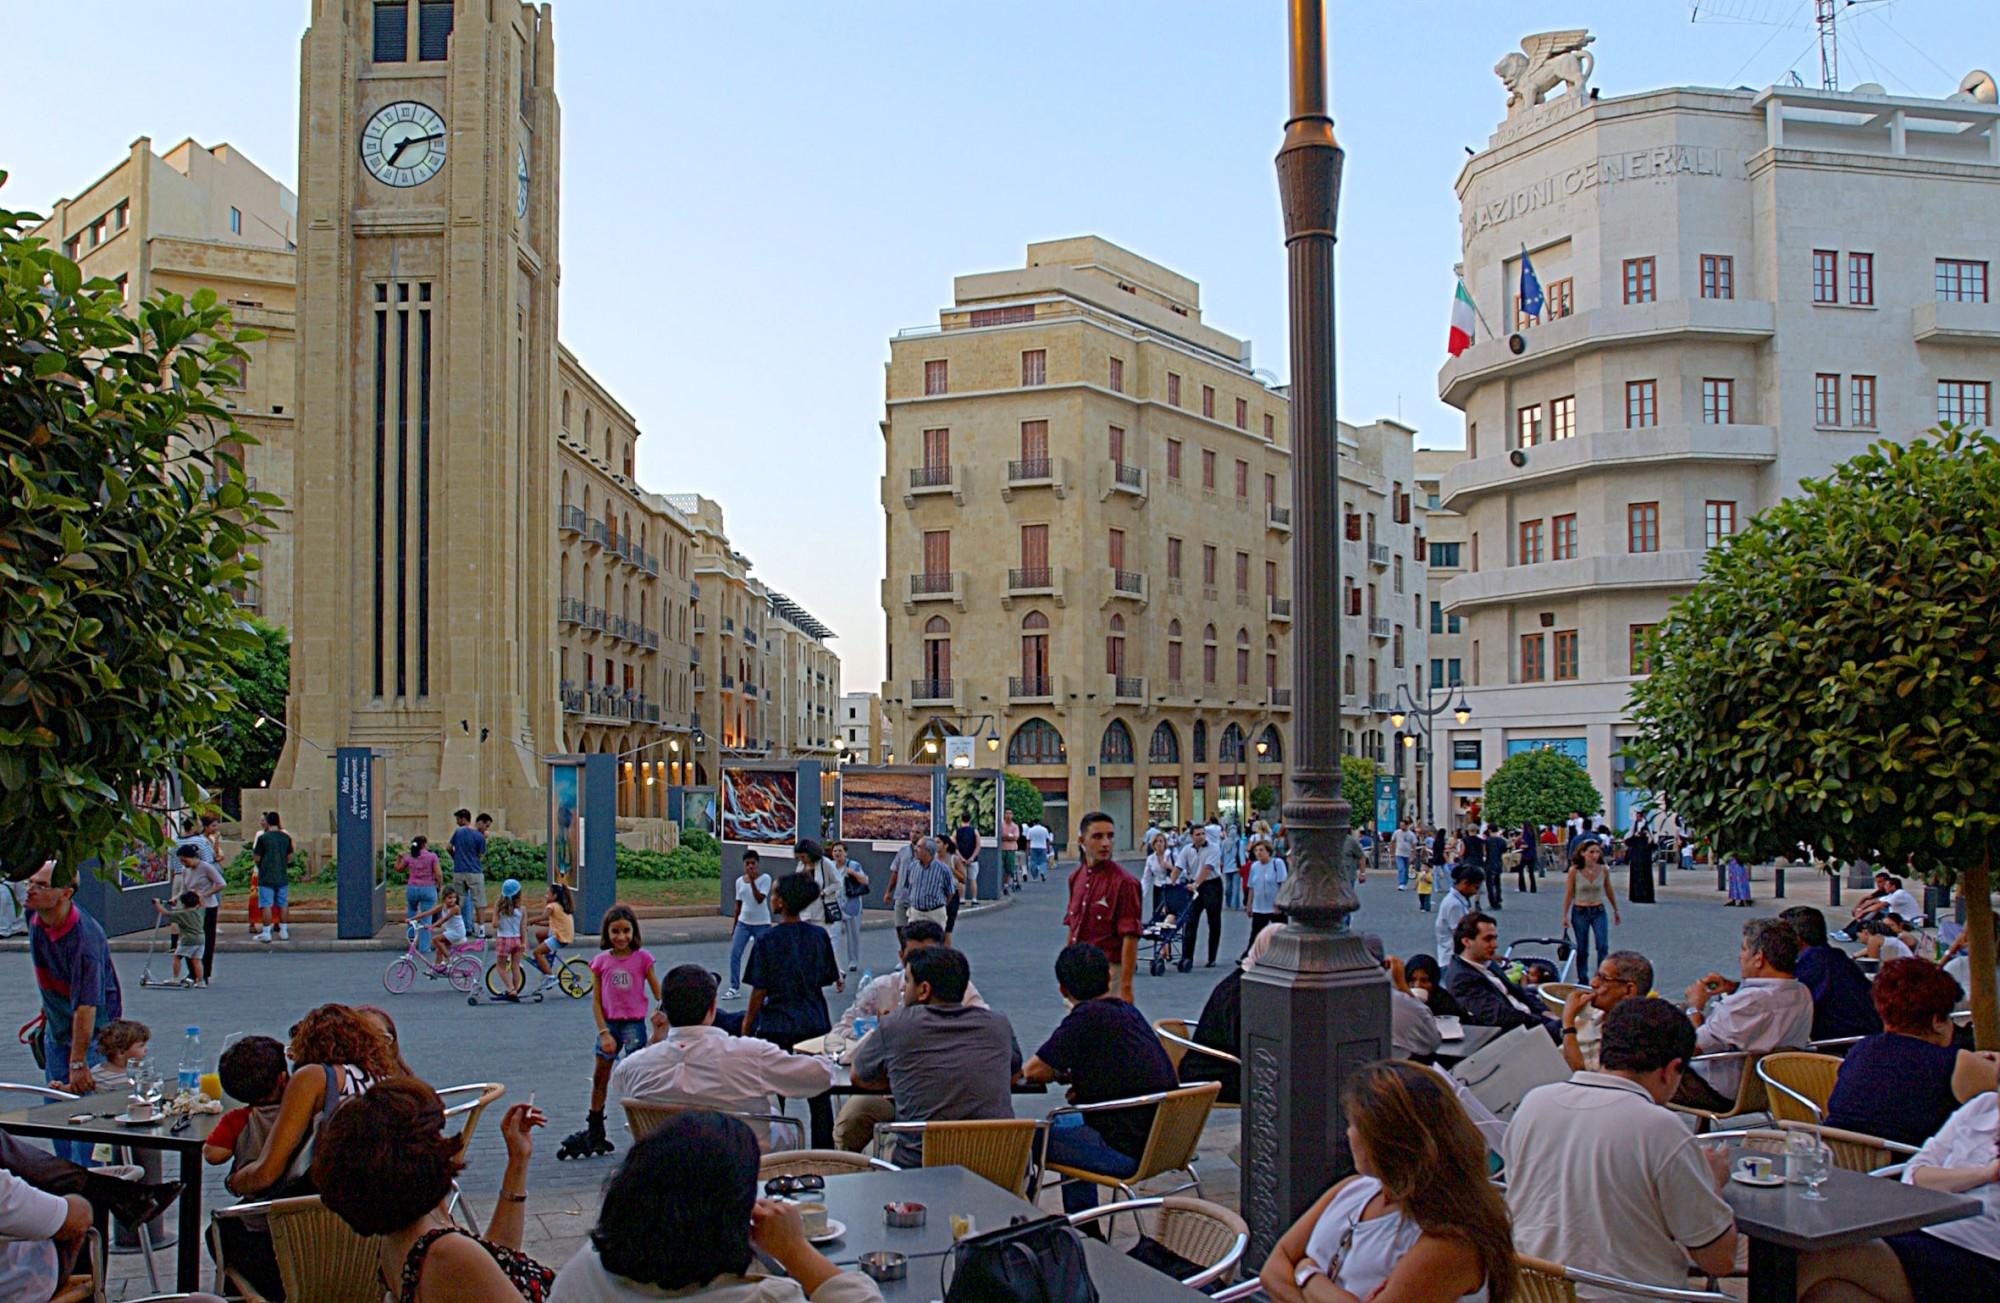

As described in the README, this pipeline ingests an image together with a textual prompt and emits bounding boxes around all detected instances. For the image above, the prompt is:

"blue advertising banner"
[335,747,385,939]
[1375,775,1400,834]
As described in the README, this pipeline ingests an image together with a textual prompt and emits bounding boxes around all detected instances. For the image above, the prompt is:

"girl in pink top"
[560,905,659,1160]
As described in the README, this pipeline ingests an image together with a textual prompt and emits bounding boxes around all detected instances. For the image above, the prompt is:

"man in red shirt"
[1063,812,1142,1003]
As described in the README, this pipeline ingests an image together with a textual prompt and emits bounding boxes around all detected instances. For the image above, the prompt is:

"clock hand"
[384,132,442,167]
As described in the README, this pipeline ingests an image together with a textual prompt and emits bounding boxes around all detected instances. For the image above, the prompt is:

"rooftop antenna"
[1693,0,1885,91]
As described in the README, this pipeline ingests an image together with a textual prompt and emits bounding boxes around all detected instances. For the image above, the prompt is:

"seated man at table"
[610,964,835,1134]
[1021,944,1179,1216]
[1504,998,1740,1292]
[848,947,1021,1166]
[0,1167,93,1303]
[1782,905,1883,1042]
[1675,917,1815,1111]
[831,921,985,1152]
[1445,913,1562,1042]
[1558,949,1653,1073]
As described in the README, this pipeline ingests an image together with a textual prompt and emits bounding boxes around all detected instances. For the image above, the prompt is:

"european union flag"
[1519,248,1545,321]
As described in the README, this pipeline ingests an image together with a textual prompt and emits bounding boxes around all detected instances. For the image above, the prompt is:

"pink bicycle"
[383,922,485,994]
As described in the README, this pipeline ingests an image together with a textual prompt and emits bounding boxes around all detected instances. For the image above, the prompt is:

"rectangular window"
[1515,403,1544,448]
[1108,529,1125,570]
[1549,395,1576,441]
[1234,552,1250,593]
[1166,438,1182,480]
[1517,519,1544,565]
[1630,624,1657,675]
[1167,373,1181,406]
[1167,537,1182,580]
[1851,374,1877,427]
[1202,545,1217,585]
[1393,554,1405,593]
[62,237,79,261]
[1705,499,1737,548]
[1107,425,1125,465]
[1234,397,1248,430]
[1020,524,1048,571]
[1621,257,1656,304]
[228,206,241,235]
[1264,473,1276,505]
[417,0,453,60]
[1108,357,1123,393]
[1428,541,1460,567]
[968,305,1035,327]
[1202,385,1216,419]
[1701,378,1734,424]
[1625,379,1658,428]
[1430,601,1444,634]
[1201,448,1216,490]
[373,0,408,61]
[1554,630,1579,681]
[111,201,129,231]
[922,529,950,576]
[1234,459,1249,499]
[1848,252,1874,306]
[1546,277,1575,320]
[923,360,947,395]
[1936,259,1989,303]
[1815,373,1841,426]
[1813,249,1838,304]
[921,427,949,468]
[1520,634,1547,683]
[1938,380,1991,427]
[1432,659,1446,690]
[1263,412,1275,440]
[1019,419,1048,461]
[1627,502,1660,554]
[1552,513,1577,560]
[1700,254,1733,300]
[1020,349,1046,386]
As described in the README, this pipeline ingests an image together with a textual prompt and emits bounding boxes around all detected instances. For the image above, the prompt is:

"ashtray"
[859,1251,907,1281]
[883,1201,927,1228]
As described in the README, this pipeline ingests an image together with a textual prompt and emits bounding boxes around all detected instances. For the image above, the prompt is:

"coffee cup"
[1735,1154,1774,1182]
[127,1098,155,1122]
[795,1202,829,1237]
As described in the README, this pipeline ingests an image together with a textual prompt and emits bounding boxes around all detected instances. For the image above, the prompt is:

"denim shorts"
[257,884,288,909]
[595,1018,646,1062]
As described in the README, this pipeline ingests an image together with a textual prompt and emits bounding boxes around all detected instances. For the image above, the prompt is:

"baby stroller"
[1503,932,1577,989]
[1143,882,1194,977]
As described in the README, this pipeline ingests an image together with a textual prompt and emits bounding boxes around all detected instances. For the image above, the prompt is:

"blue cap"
[501,878,521,898]
[187,1027,199,1036]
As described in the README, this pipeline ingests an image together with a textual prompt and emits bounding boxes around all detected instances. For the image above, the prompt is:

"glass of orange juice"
[199,1071,222,1101]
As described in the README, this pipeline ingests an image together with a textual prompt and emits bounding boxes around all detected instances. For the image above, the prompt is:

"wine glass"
[1801,1142,1831,1200]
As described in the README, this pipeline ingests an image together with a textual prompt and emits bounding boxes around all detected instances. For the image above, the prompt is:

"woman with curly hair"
[224,1004,402,1199]
[315,1078,554,1302]
[1260,1060,1515,1302]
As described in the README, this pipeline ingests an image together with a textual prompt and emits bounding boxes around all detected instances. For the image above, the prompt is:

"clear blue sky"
[8,1,1993,686]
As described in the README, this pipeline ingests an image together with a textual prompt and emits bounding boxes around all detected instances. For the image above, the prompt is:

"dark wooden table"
[792,1164,1211,1299]
[1720,1144,1978,1303]
[0,1096,223,1292]
[1432,1022,1504,1066]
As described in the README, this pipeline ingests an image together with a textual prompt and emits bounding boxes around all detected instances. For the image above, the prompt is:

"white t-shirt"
[1025,824,1052,852]
[1394,829,1417,858]
[1905,1091,2000,1262]
[1879,888,1922,920]
[734,873,773,927]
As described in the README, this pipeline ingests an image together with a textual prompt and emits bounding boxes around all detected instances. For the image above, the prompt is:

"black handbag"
[942,1214,1099,1303]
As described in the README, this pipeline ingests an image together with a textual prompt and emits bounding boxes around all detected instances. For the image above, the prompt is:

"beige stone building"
[1413,450,1469,825]
[838,692,884,763]
[29,138,301,629]
[879,237,1426,847]
[1433,45,2000,831]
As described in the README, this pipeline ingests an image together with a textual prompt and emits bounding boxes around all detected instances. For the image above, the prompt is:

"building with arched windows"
[880,238,1427,847]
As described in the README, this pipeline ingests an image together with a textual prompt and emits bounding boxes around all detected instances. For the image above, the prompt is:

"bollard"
[1659,858,1668,887]
[1829,871,1841,908]
[1716,862,1726,893]
[1774,865,1785,899]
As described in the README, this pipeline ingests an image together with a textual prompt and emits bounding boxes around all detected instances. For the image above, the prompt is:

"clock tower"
[269,0,561,839]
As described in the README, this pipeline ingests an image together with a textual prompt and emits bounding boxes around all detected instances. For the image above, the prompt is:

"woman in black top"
[743,874,843,1146]
[1824,957,1998,1147]
[1401,954,1468,1020]
[1625,827,1657,904]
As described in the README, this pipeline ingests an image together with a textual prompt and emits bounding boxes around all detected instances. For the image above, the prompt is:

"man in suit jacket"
[1446,910,1561,1042]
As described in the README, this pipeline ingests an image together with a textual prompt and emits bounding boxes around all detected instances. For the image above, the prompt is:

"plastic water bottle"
[177,1027,202,1093]
[859,969,873,993]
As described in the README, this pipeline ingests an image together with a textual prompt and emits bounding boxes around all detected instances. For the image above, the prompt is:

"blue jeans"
[1222,872,1242,910]
[1396,855,1410,887]
[1045,1116,1139,1214]
[405,884,437,952]
[840,900,864,969]
[1028,849,1048,881]
[728,922,769,990]
[1571,904,1608,978]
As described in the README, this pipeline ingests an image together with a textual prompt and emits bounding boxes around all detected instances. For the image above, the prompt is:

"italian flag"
[1447,278,1476,357]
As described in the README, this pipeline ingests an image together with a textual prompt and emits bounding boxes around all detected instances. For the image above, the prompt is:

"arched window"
[1167,619,1184,685]
[1202,624,1218,684]
[1007,717,1065,766]
[1149,721,1180,765]
[1220,722,1246,764]
[559,556,571,603]
[923,615,951,687]
[1105,612,1125,676]
[1019,610,1050,691]
[912,717,959,762]
[622,581,631,622]
[582,485,593,522]
[1235,628,1251,685]
[560,470,571,507]
[1192,720,1208,763]
[1258,725,1284,766]
[1100,719,1134,765]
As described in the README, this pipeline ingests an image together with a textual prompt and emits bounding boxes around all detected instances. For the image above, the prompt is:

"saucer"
[1730,1170,1785,1187]
[112,1113,163,1127]
[806,1219,846,1245]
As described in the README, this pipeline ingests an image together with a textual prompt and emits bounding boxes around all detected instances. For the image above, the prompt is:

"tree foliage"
[0,181,277,883]
[1002,771,1044,825]
[1626,426,2000,1043]
[1482,748,1603,829]
[1340,755,1380,831]
[1249,784,1276,815]
[210,619,289,817]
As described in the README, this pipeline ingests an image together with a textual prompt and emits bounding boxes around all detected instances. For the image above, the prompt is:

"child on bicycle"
[527,881,575,993]
[415,886,467,969]
[558,904,657,1159]
[492,878,527,1000]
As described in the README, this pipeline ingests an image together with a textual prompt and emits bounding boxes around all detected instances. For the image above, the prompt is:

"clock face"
[360,101,447,188]
[516,144,530,218]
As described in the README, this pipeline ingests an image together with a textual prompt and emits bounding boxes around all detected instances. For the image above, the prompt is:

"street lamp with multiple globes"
[1390,684,1471,825]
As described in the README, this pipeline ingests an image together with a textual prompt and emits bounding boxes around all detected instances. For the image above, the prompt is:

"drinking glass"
[1785,1129,1818,1184]
[1801,1143,1831,1200]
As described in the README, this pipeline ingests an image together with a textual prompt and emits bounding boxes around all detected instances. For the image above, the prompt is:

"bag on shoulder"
[943,1214,1098,1303]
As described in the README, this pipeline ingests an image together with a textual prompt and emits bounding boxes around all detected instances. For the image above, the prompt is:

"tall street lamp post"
[1392,683,1471,826]
[1241,0,1391,1266]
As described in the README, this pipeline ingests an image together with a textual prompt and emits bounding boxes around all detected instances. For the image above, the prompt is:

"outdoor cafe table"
[0,1095,222,1292]
[1431,1022,1503,1068]
[1719,1142,1979,1303]
[788,1164,1210,1300]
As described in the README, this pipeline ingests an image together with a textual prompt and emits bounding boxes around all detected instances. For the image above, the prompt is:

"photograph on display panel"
[722,767,799,845]
[943,773,1000,838]
[680,786,718,837]
[838,770,933,844]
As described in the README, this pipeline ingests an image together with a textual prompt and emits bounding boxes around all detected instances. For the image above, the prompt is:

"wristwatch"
[1561,1027,1579,1038]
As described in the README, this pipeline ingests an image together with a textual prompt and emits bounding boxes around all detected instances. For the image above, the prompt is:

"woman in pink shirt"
[398,836,443,950]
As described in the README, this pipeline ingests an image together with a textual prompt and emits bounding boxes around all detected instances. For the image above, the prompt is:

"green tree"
[1482,748,1603,830]
[1249,784,1276,815]
[1002,771,1044,825]
[1626,426,2000,1046]
[1340,755,1380,832]
[0,182,276,883]
[211,619,289,817]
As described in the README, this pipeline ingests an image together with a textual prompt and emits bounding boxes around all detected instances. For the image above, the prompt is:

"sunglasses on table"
[764,1174,825,1197]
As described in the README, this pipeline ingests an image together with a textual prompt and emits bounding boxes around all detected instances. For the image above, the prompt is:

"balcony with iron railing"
[906,571,964,607]
[1368,543,1391,566]
[694,674,708,693]
[559,680,586,714]
[910,678,955,704]
[558,596,587,625]
[1369,691,1395,711]
[722,616,737,635]
[1112,675,1146,702]
[584,605,608,633]
[558,504,586,534]
[721,673,737,690]
[1007,566,1055,594]
[1002,456,1066,502]
[1104,460,1146,503]
[1111,570,1147,602]
[693,615,707,634]
[1269,596,1292,622]
[1267,503,1292,532]
[1009,675,1055,701]
[1269,686,1293,709]
[587,518,610,548]
[1368,616,1392,638]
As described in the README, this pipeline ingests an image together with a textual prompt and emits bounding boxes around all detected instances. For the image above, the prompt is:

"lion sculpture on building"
[1496,30,1595,116]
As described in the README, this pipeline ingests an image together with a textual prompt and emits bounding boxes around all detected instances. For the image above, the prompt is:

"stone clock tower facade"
[268,0,561,840]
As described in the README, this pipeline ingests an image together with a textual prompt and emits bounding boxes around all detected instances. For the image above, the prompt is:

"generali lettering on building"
[1462,143,1745,244]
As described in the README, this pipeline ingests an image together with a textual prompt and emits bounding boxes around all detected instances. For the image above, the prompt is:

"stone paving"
[2,855,1802,1297]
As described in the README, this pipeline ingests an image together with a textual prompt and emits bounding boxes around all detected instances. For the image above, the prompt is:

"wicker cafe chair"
[1154,1020,1243,1111]
[1755,1052,1841,1125]
[211,1195,380,1303]
[1663,1052,1769,1133]
[436,1081,506,1232]
[1775,1119,1920,1175]
[1044,1081,1222,1203]
[1065,1196,1249,1289]
[1515,1254,1733,1301]
[1535,982,1589,1010]
[48,1227,103,1303]
[873,1118,1042,1198]
[621,1097,806,1152]
[758,1149,898,1179]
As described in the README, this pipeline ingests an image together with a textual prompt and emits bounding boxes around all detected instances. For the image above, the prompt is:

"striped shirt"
[908,857,955,911]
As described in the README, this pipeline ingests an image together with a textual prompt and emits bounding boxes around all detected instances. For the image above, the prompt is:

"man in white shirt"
[1676,917,1815,1110]
[1505,998,1739,1298]
[1176,825,1226,971]
[613,965,834,1131]
[1023,819,1053,882]
[830,921,983,1151]
[0,1168,91,1302]
[1392,820,1417,891]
